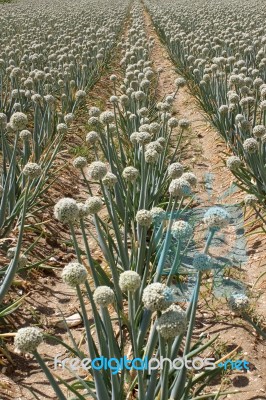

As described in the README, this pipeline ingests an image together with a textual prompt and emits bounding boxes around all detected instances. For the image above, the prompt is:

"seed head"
[22,163,42,179]
[88,161,107,180]
[54,198,79,224]
[119,271,141,292]
[93,286,115,307]
[85,196,103,214]
[168,163,184,179]
[62,262,88,287]
[203,206,230,231]
[10,112,28,131]
[73,157,87,169]
[142,283,174,312]
[156,304,187,339]
[14,327,43,353]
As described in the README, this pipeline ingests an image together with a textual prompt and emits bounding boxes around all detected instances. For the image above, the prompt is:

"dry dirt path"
[143,7,266,400]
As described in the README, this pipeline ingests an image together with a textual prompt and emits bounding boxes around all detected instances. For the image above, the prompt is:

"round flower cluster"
[181,172,197,187]
[178,119,190,129]
[243,138,258,154]
[62,262,88,287]
[145,148,159,164]
[102,172,118,188]
[150,207,166,222]
[19,130,31,140]
[142,283,174,312]
[75,90,86,100]
[169,178,192,197]
[228,293,249,315]
[168,163,184,179]
[10,112,28,131]
[253,125,266,138]
[146,141,163,154]
[136,209,153,227]
[77,202,90,218]
[89,107,101,117]
[226,156,242,171]
[171,220,193,240]
[203,206,230,231]
[85,196,103,214]
[14,327,43,353]
[100,111,114,124]
[22,163,42,179]
[149,122,160,134]
[64,113,74,125]
[73,157,87,169]
[219,105,229,115]
[193,253,213,271]
[93,286,115,307]
[57,123,68,134]
[86,131,99,144]
[0,113,7,130]
[122,166,139,182]
[156,304,187,339]
[136,132,151,145]
[119,271,141,292]
[168,117,179,128]
[244,194,257,207]
[88,161,107,180]
[175,77,186,88]
[54,197,79,224]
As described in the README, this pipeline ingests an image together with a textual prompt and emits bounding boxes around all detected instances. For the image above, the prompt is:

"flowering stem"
[204,229,215,253]
[69,223,82,263]
[128,291,145,399]
[0,182,29,303]
[33,350,67,400]
[80,218,99,285]
[170,272,202,399]
[76,286,110,400]
[159,336,172,400]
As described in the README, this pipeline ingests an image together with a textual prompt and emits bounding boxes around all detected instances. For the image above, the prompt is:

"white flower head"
[62,262,88,287]
[14,327,43,353]
[22,163,42,179]
[136,209,153,227]
[54,197,79,224]
[102,172,118,188]
[10,112,28,131]
[122,166,139,182]
[169,178,192,197]
[119,271,141,292]
[86,131,99,145]
[85,196,103,214]
[88,161,107,180]
[168,163,184,179]
[93,286,115,307]
[226,156,242,171]
[203,206,230,231]
[156,304,187,339]
[143,283,174,312]
[73,157,87,169]
[172,220,193,240]
[193,253,213,271]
